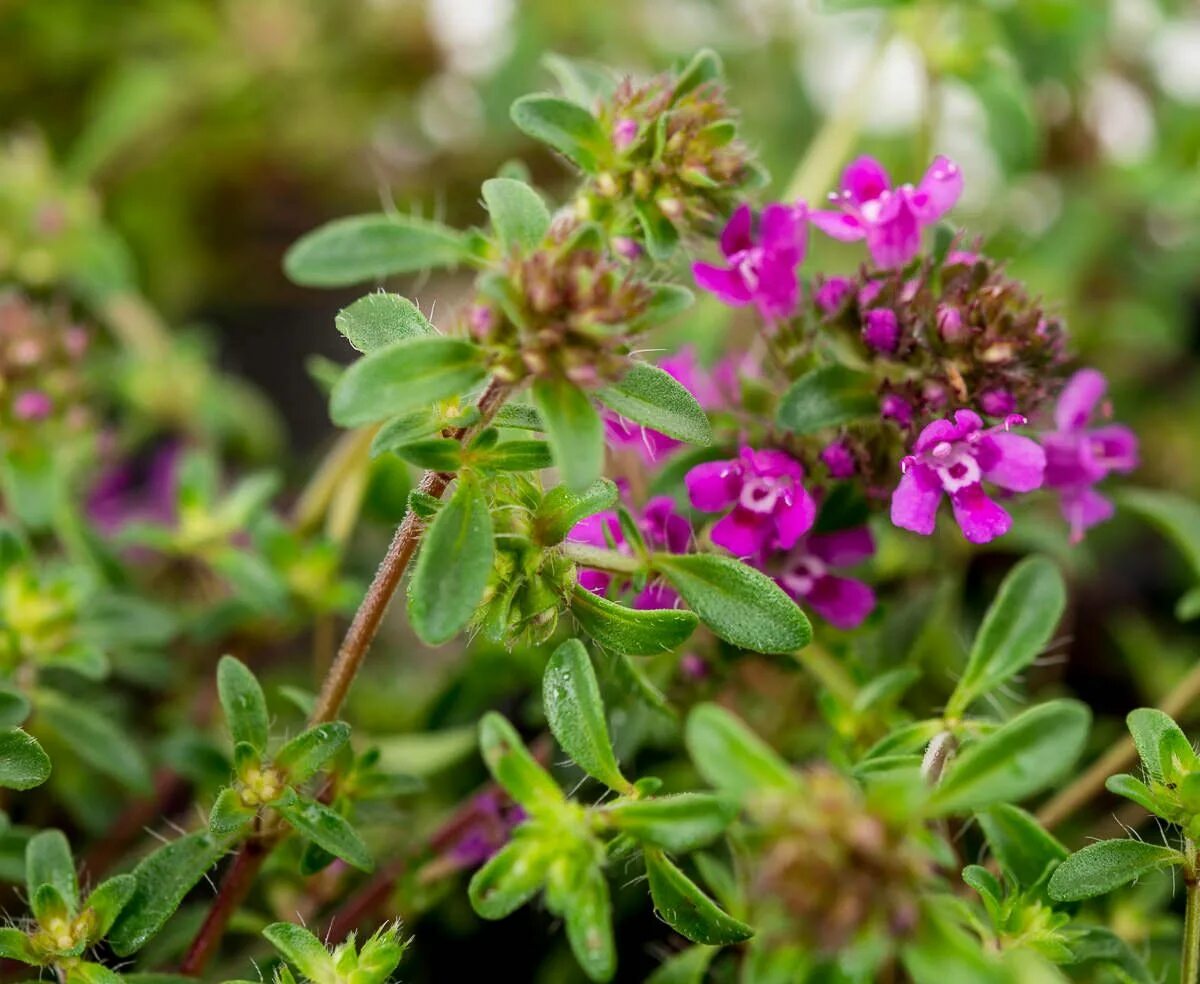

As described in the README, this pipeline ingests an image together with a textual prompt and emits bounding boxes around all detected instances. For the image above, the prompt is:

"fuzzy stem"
[1185,839,1200,984]
[793,643,859,707]
[178,833,269,975]
[561,541,643,575]
[1037,659,1200,831]
[306,377,511,728]
[921,731,957,785]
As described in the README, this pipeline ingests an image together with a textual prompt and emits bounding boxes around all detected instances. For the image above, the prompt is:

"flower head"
[812,155,962,269]
[568,495,691,609]
[1041,369,1138,542]
[687,447,816,557]
[693,203,808,322]
[775,527,876,630]
[891,410,1045,544]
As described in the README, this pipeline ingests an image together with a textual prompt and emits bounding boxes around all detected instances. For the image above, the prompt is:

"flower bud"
[862,309,899,354]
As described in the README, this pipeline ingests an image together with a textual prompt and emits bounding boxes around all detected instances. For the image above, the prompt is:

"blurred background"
[1,0,1198,979]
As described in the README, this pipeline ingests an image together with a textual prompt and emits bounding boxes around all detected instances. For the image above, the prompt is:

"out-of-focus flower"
[811,156,962,268]
[891,410,1044,544]
[775,528,876,630]
[443,790,527,869]
[880,393,913,428]
[687,447,816,557]
[820,440,856,479]
[862,308,899,354]
[568,495,691,609]
[1041,369,1138,542]
[87,442,181,536]
[693,203,807,322]
[814,276,852,314]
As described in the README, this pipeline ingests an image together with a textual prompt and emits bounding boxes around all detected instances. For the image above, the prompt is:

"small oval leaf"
[1048,840,1183,902]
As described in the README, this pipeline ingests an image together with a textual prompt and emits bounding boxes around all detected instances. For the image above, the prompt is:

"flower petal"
[807,527,875,567]
[865,205,921,269]
[805,575,876,630]
[1059,486,1115,543]
[982,432,1046,493]
[841,156,892,204]
[711,508,769,558]
[810,209,867,242]
[949,484,1012,544]
[720,203,754,256]
[692,262,752,307]
[1090,424,1139,473]
[891,465,942,535]
[759,203,807,261]
[908,156,962,223]
[773,487,817,550]
[685,459,741,512]
[1054,369,1107,432]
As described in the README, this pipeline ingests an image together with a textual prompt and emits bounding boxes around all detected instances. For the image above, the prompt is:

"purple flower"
[814,276,852,314]
[1041,369,1138,542]
[693,202,808,322]
[936,304,966,342]
[776,527,876,630]
[891,410,1045,545]
[605,347,720,461]
[568,496,691,609]
[613,117,639,151]
[12,390,53,421]
[862,308,899,354]
[686,447,816,557]
[88,442,181,536]
[880,393,913,428]
[444,791,527,869]
[820,440,856,479]
[979,388,1016,417]
[811,155,963,269]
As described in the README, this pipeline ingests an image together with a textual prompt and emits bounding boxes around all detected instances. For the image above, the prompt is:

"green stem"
[793,643,858,706]
[561,542,644,575]
[1185,839,1200,984]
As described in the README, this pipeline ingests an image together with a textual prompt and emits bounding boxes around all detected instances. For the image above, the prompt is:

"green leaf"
[655,553,812,654]
[108,831,228,955]
[37,690,152,792]
[597,363,712,447]
[1105,773,1162,814]
[66,963,124,984]
[536,479,618,545]
[479,712,563,811]
[262,922,333,982]
[494,403,544,431]
[208,787,254,836]
[0,728,50,790]
[468,833,552,919]
[216,655,270,753]
[482,178,551,252]
[929,700,1091,815]
[369,410,440,457]
[641,285,694,325]
[407,477,494,645]
[83,874,136,941]
[947,556,1065,717]
[474,439,554,472]
[274,721,350,783]
[531,376,604,491]
[1048,840,1184,902]
[603,793,736,852]
[543,639,630,793]
[542,53,617,107]
[673,49,723,98]
[334,292,434,354]
[645,946,718,984]
[0,926,37,964]
[275,793,373,872]
[1126,708,1187,779]
[684,704,796,799]
[569,583,698,655]
[387,438,463,471]
[27,829,77,910]
[776,366,876,435]
[284,213,468,288]
[547,856,615,983]
[1117,488,1200,620]
[634,201,680,261]
[330,337,488,427]
[510,95,607,173]
[0,688,30,729]
[644,849,754,946]
[977,804,1067,888]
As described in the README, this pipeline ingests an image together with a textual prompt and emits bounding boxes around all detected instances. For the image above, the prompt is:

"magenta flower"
[12,390,53,421]
[568,496,691,609]
[814,276,852,314]
[443,791,527,869]
[605,347,720,461]
[820,440,856,479]
[891,410,1045,545]
[776,527,876,630]
[862,308,899,354]
[811,155,963,269]
[686,447,816,557]
[1041,369,1138,542]
[693,202,807,322]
